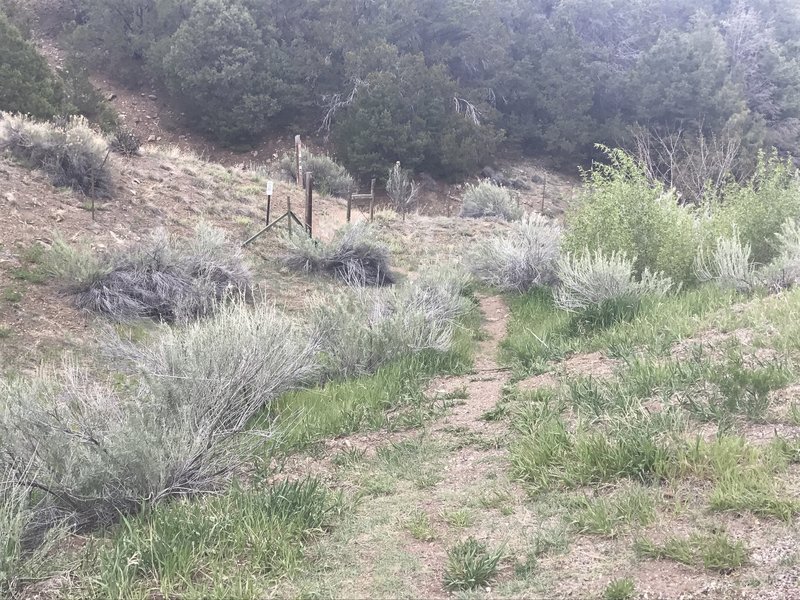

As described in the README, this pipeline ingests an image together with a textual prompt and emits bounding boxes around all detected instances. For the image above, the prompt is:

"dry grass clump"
[108,127,140,157]
[310,267,472,378]
[282,222,395,286]
[48,223,251,322]
[0,112,113,196]
[460,180,521,221]
[470,214,561,292]
[0,302,317,537]
[1,468,68,597]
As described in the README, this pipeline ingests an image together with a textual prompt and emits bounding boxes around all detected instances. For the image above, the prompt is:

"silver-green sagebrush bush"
[555,250,673,323]
[282,222,395,286]
[470,214,561,292]
[0,113,113,196]
[0,302,317,536]
[460,180,522,221]
[49,223,251,322]
[310,267,472,378]
[694,231,758,293]
[761,219,800,292]
[278,151,355,197]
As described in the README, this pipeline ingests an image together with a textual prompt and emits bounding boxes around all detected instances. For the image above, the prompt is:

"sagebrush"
[386,161,420,220]
[761,219,800,292]
[282,222,394,286]
[0,302,317,536]
[0,112,112,196]
[460,180,521,221]
[1,469,68,596]
[310,267,471,378]
[50,223,251,322]
[470,214,561,292]
[278,151,355,197]
[555,250,672,326]
[694,231,757,293]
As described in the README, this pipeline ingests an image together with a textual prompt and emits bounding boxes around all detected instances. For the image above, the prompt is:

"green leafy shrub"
[470,214,562,292]
[278,151,355,197]
[0,12,67,119]
[0,113,112,196]
[708,153,800,265]
[282,222,394,286]
[443,537,503,591]
[460,180,521,221]
[49,223,251,322]
[564,147,698,283]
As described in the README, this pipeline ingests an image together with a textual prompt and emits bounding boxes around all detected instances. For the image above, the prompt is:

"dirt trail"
[429,295,511,433]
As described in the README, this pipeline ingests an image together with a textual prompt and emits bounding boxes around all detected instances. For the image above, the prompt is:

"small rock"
[147,135,156,142]
[106,93,117,101]
[156,136,162,141]
[531,174,543,184]
[148,94,158,100]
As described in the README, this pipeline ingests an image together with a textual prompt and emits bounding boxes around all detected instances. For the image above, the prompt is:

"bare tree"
[319,78,366,136]
[629,123,747,205]
[386,162,420,221]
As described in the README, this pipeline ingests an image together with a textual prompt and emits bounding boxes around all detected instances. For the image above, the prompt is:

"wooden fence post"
[347,193,352,223]
[305,172,313,237]
[287,196,292,236]
[541,173,547,213]
[369,178,376,222]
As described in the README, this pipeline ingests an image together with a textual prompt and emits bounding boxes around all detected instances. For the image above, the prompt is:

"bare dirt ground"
[272,293,800,599]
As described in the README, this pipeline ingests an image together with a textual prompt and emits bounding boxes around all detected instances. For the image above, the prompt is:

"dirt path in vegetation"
[428,295,512,434]
[395,295,523,599]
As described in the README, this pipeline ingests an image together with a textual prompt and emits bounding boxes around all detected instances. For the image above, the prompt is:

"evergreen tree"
[160,0,286,141]
[0,11,67,118]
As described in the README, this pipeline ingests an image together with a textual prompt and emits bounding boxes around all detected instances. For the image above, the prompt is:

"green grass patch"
[443,537,503,591]
[90,479,341,598]
[502,286,738,374]
[568,486,657,536]
[266,338,472,452]
[405,509,437,541]
[2,288,23,303]
[440,507,474,529]
[635,531,747,573]
[604,578,636,600]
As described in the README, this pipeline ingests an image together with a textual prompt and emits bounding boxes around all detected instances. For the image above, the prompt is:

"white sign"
[266,181,274,195]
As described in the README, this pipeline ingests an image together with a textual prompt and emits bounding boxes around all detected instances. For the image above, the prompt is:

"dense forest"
[2,0,800,180]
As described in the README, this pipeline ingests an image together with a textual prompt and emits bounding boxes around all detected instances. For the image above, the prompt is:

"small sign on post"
[295,135,302,187]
